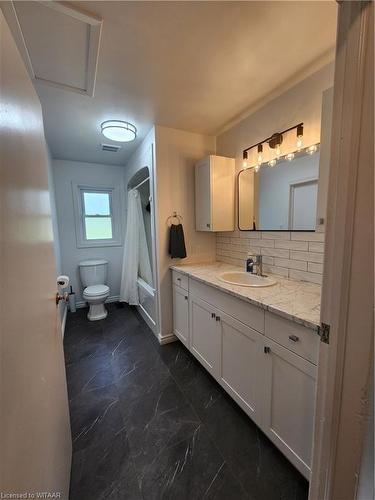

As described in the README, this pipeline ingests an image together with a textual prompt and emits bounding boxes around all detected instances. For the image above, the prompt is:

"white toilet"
[79,259,110,321]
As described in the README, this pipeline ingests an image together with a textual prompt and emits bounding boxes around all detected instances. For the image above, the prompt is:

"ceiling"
[12,1,338,166]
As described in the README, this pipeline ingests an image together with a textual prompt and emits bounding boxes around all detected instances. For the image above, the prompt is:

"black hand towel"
[169,223,187,259]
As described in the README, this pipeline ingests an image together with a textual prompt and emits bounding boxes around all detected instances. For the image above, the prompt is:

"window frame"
[72,182,123,248]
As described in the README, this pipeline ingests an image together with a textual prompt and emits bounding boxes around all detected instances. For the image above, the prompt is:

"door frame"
[288,177,318,230]
[309,2,373,499]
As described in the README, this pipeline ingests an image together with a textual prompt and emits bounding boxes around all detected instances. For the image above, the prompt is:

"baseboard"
[75,295,120,309]
[158,333,178,345]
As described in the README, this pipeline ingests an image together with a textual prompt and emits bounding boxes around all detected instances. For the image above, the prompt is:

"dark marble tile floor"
[64,303,309,500]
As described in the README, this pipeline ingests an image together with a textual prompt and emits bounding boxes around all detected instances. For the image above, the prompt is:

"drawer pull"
[211,312,216,319]
[185,296,188,300]
[289,335,300,343]
[264,346,271,354]
[177,278,181,281]
[216,316,221,322]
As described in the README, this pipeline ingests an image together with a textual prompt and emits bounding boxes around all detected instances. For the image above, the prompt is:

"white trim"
[72,182,123,248]
[61,305,68,338]
[0,1,102,97]
[158,333,178,345]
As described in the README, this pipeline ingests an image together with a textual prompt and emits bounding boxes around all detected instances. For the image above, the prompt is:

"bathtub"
[137,277,157,331]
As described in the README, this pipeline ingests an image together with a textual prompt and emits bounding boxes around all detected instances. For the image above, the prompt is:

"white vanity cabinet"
[171,270,319,479]
[262,337,316,475]
[195,155,235,232]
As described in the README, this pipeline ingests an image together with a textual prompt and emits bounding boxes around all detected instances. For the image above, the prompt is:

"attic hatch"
[2,1,102,96]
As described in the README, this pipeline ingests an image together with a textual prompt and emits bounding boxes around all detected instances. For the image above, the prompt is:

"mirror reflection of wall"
[238,150,320,231]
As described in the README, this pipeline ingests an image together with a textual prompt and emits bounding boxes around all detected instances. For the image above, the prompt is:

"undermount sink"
[219,271,277,288]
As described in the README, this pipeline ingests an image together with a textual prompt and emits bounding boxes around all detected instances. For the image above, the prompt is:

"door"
[189,295,220,377]
[218,311,263,426]
[289,179,318,230]
[195,159,212,231]
[263,338,317,479]
[172,285,189,347]
[0,11,72,498]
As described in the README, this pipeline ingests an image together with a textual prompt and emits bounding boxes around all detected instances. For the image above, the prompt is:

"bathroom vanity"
[171,262,321,479]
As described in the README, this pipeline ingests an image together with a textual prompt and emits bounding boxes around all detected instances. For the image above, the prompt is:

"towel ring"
[167,211,183,226]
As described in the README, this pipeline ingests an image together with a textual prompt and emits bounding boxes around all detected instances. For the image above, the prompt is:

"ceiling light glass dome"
[101,120,137,142]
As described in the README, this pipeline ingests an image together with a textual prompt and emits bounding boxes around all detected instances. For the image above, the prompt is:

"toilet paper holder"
[56,275,70,305]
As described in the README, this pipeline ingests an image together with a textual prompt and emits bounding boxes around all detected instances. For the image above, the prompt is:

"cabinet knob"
[215,316,221,322]
[211,312,216,319]
[185,296,188,300]
[264,346,271,354]
[206,223,211,228]
[177,278,181,281]
[288,335,299,343]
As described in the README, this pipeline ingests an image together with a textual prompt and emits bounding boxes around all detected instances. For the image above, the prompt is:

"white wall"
[53,159,125,304]
[154,125,216,340]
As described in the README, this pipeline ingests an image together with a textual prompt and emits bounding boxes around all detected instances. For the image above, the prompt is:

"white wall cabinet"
[195,155,235,232]
[171,270,318,479]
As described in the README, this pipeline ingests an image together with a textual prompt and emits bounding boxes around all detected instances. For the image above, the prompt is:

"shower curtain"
[120,189,153,305]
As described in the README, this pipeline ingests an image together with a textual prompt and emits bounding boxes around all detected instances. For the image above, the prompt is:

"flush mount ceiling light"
[101,120,137,142]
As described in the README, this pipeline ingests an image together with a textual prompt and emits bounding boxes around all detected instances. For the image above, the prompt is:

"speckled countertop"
[170,262,321,331]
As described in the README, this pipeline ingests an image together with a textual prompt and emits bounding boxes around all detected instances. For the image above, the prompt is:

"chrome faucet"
[254,255,263,276]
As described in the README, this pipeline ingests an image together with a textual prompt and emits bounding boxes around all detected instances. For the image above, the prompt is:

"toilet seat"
[84,284,109,297]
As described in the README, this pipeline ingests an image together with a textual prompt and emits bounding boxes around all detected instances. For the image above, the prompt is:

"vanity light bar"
[246,143,320,172]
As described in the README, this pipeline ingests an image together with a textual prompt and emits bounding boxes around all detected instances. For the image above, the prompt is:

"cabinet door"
[218,311,263,426]
[195,160,212,231]
[189,295,220,378]
[262,338,317,479]
[172,285,189,347]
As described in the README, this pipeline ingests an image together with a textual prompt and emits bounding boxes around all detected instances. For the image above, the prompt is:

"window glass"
[83,192,110,216]
[85,217,113,239]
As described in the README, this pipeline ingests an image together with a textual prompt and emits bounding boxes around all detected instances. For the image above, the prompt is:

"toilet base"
[87,303,108,321]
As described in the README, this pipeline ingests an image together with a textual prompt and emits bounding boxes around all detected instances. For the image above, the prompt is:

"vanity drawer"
[265,312,319,365]
[172,270,189,291]
[189,278,264,334]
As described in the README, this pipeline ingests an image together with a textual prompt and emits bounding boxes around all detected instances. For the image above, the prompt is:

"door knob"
[56,292,69,305]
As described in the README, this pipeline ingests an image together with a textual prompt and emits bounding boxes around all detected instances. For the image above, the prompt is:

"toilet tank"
[79,259,108,288]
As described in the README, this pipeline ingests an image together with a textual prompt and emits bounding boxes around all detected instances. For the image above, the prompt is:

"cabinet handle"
[206,223,211,228]
[288,335,299,342]
[264,346,271,354]
[177,278,181,282]
[211,312,216,319]
[215,316,221,322]
[185,296,188,300]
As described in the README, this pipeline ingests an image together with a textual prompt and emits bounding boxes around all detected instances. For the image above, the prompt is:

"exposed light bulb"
[257,144,263,166]
[268,159,277,167]
[243,159,248,168]
[296,124,304,151]
[275,145,281,158]
[306,144,318,155]
[286,152,295,161]
[254,164,260,173]
[257,153,263,166]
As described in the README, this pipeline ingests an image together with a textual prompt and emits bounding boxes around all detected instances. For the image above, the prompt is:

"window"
[73,183,122,248]
[82,190,113,240]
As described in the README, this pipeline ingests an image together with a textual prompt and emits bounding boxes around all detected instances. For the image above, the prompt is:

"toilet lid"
[84,284,109,297]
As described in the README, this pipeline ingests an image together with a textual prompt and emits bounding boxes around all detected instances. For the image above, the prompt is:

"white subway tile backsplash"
[308,241,325,253]
[216,230,325,284]
[274,258,307,271]
[291,232,325,242]
[308,262,324,273]
[275,240,309,251]
[261,231,291,240]
[289,269,323,285]
[290,251,324,264]
[260,247,290,258]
